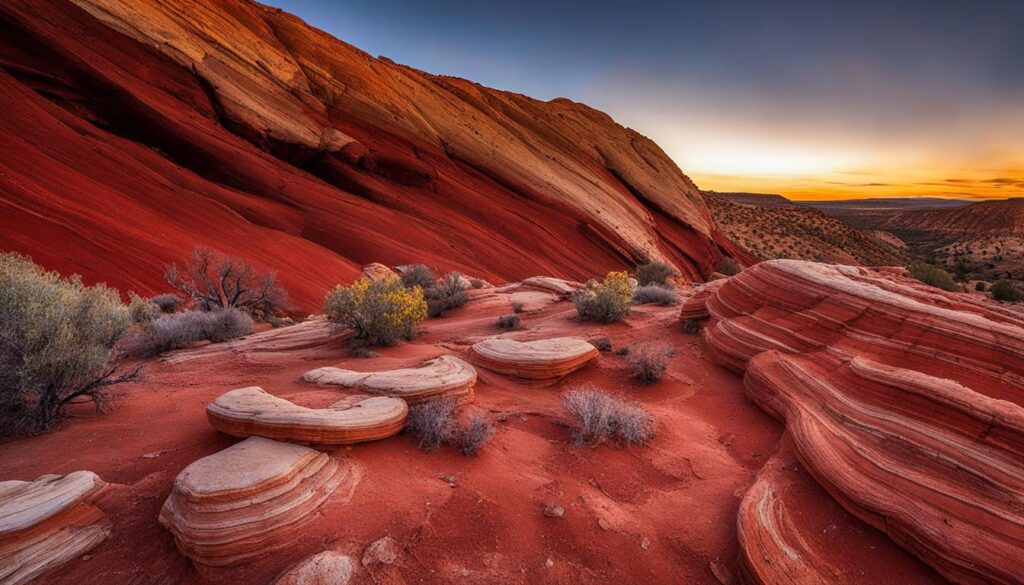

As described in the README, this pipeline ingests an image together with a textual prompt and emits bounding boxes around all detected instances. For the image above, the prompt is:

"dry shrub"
[717,257,742,276]
[128,291,160,324]
[0,253,137,434]
[681,319,700,334]
[628,342,673,384]
[399,264,437,290]
[450,413,495,456]
[406,398,495,455]
[496,314,521,329]
[151,293,181,313]
[141,309,252,354]
[992,280,1022,302]
[634,260,678,286]
[631,285,679,306]
[425,272,469,318]
[561,385,655,447]
[165,247,288,317]
[589,336,612,352]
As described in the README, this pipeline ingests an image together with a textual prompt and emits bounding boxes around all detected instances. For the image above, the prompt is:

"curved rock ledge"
[207,387,408,445]
[469,337,598,383]
[0,471,111,585]
[745,351,1024,584]
[678,279,726,321]
[521,276,582,296]
[159,437,358,567]
[303,355,477,405]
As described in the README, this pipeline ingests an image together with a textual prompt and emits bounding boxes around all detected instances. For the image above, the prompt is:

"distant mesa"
[469,337,599,383]
[159,437,359,567]
[0,471,112,585]
[303,355,478,405]
[207,387,408,445]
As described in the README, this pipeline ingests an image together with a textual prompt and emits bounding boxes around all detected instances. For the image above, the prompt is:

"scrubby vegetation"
[910,262,958,292]
[681,319,700,334]
[165,247,288,317]
[399,264,437,290]
[511,300,525,313]
[992,280,1022,302]
[589,336,613,352]
[324,277,427,348]
[561,385,655,447]
[139,309,252,354]
[572,271,633,323]
[425,272,469,318]
[406,398,494,455]
[128,291,160,324]
[716,257,742,276]
[496,314,521,329]
[151,293,181,313]
[634,260,678,286]
[975,281,987,292]
[632,284,679,306]
[0,254,139,434]
[627,342,673,384]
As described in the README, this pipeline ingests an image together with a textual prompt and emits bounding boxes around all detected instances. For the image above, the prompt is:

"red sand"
[0,290,944,584]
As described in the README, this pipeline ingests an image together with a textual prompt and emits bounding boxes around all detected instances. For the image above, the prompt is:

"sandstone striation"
[469,337,599,383]
[0,0,728,312]
[159,437,358,567]
[207,387,408,445]
[688,259,1024,583]
[678,279,726,321]
[520,277,583,296]
[303,356,477,405]
[0,471,111,585]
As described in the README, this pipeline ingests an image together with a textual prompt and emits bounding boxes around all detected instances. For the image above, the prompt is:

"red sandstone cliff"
[0,0,728,311]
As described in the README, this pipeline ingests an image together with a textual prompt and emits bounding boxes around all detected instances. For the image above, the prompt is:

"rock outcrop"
[159,437,358,567]
[678,279,725,321]
[0,471,111,585]
[0,0,727,312]
[273,551,356,585]
[688,259,1024,583]
[207,387,408,445]
[469,337,599,383]
[520,277,583,296]
[303,356,477,405]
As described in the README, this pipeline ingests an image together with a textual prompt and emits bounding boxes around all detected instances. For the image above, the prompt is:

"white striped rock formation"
[469,337,599,383]
[303,355,477,405]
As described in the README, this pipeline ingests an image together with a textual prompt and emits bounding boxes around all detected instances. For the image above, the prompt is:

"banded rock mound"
[0,471,111,585]
[159,437,358,567]
[678,279,725,321]
[469,337,599,383]
[687,259,1024,584]
[207,387,408,445]
[303,356,477,405]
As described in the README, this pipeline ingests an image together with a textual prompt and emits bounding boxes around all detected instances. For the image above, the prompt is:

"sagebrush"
[496,314,521,329]
[399,264,437,290]
[572,271,633,323]
[0,254,138,433]
[628,342,673,384]
[634,261,678,286]
[425,272,469,317]
[406,398,494,455]
[632,285,679,306]
[992,280,1022,302]
[140,309,252,354]
[561,385,655,447]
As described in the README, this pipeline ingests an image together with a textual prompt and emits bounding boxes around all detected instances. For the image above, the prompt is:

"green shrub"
[324,277,427,347]
[910,263,957,292]
[991,280,1022,302]
[572,271,633,323]
[975,282,987,292]
[634,261,678,286]
[0,253,136,433]
[496,314,521,329]
[151,293,181,313]
[128,291,160,324]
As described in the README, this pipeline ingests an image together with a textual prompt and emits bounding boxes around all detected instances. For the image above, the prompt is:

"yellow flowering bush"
[572,271,634,323]
[324,277,427,347]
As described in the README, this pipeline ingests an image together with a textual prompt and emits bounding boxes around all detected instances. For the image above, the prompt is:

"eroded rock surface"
[0,471,111,585]
[469,337,599,383]
[159,437,358,567]
[303,356,477,405]
[207,387,408,445]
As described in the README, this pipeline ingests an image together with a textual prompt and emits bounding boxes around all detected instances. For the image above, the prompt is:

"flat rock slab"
[207,387,408,445]
[303,355,477,405]
[159,437,358,567]
[0,471,111,585]
[520,276,581,296]
[469,337,598,384]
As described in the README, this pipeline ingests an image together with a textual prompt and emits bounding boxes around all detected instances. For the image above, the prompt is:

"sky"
[270,0,1023,200]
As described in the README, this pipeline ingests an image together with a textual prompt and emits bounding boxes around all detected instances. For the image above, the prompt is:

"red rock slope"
[687,260,1024,584]
[0,0,728,311]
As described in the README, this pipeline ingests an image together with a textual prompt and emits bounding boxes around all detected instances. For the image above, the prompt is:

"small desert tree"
[164,247,287,317]
[0,254,139,433]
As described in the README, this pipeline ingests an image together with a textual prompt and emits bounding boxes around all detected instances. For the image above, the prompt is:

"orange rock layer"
[0,0,731,311]
[206,387,408,445]
[0,471,111,585]
[159,437,358,567]
[687,259,1024,583]
[469,337,599,383]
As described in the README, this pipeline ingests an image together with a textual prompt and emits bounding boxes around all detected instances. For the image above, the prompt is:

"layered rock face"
[0,0,726,311]
[159,437,358,567]
[687,260,1024,583]
[469,337,599,383]
[303,356,477,405]
[0,471,111,585]
[207,387,408,445]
